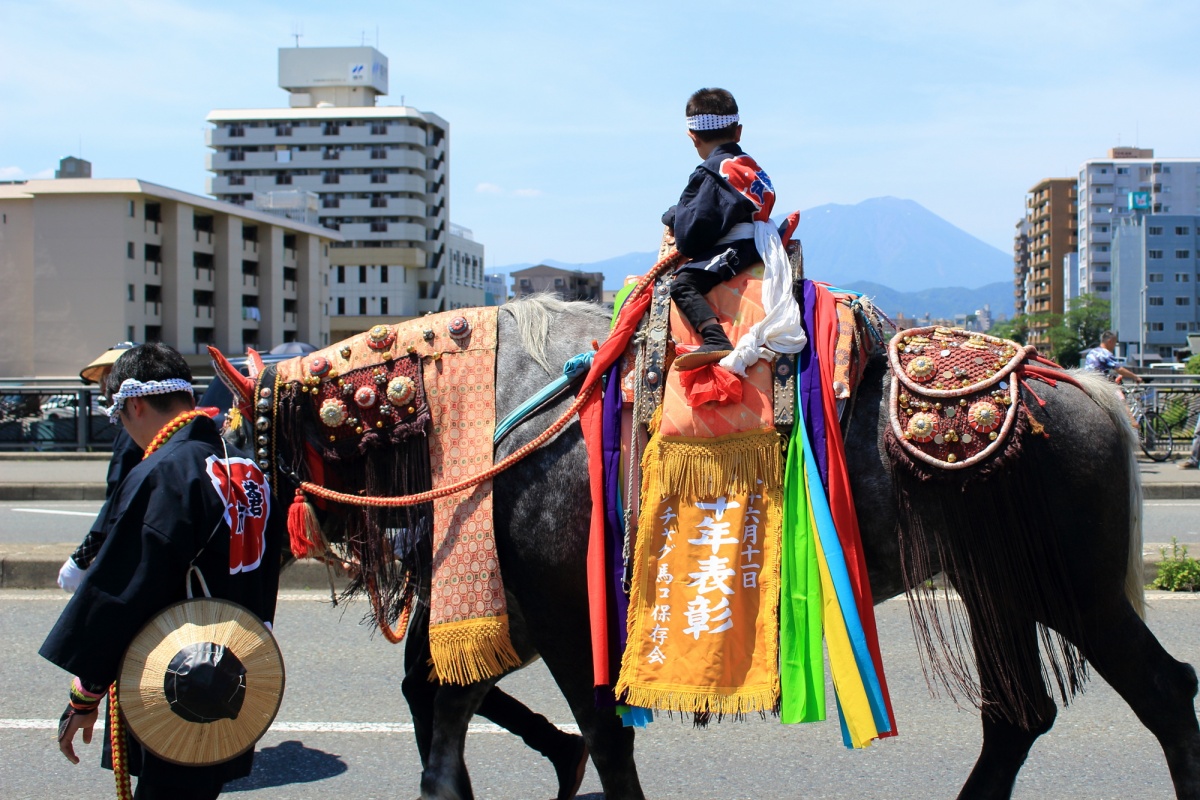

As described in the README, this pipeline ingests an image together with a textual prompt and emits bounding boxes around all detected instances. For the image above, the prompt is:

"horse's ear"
[207,346,255,408]
[246,348,266,382]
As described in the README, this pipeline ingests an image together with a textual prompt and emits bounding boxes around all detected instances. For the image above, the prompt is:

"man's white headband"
[107,378,194,419]
[687,113,739,131]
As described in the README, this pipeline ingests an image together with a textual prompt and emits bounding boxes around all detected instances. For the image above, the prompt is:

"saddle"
[887,326,1027,470]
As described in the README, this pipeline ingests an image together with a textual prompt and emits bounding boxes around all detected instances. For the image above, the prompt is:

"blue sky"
[3,0,1198,267]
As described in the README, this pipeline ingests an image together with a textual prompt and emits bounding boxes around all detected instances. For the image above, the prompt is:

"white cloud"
[475,182,504,194]
[0,167,23,180]
[512,188,543,198]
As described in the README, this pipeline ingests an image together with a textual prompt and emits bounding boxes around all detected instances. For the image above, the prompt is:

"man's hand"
[57,705,98,764]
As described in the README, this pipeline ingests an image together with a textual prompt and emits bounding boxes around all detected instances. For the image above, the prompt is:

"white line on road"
[9,508,100,517]
[1145,502,1200,507]
[0,719,580,735]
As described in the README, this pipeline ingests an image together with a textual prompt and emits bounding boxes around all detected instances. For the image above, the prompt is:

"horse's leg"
[956,617,1056,800]
[418,679,498,800]
[1078,599,1200,799]
[402,600,435,768]
[534,631,645,800]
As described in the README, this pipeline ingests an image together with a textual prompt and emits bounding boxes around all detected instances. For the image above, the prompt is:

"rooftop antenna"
[291,23,303,47]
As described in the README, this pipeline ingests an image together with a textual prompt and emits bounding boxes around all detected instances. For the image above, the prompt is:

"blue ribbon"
[493,351,595,444]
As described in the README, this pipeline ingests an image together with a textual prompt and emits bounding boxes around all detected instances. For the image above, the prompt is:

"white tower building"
[206,46,485,342]
[1075,147,1200,302]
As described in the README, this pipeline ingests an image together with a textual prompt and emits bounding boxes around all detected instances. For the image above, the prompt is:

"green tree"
[1047,294,1111,367]
[1187,353,1200,375]
[988,314,1030,344]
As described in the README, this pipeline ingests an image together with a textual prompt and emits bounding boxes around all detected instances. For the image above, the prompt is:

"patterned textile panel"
[888,326,1024,469]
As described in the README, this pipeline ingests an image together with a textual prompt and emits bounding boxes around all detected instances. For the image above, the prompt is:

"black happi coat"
[662,142,776,276]
[40,415,284,790]
[71,429,143,569]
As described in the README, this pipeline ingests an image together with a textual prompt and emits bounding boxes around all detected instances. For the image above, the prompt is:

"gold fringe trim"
[617,684,780,716]
[653,428,783,500]
[428,615,522,685]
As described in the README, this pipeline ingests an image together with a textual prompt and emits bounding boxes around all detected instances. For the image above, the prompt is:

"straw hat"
[118,598,285,766]
[80,342,139,385]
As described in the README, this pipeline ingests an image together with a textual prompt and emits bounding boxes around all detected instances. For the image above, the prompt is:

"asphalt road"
[4,590,1199,799]
[4,500,1198,548]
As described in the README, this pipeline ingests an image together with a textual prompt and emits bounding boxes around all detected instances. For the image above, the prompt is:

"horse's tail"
[1070,369,1145,619]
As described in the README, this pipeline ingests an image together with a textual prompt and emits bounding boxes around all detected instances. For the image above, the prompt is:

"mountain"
[491,197,1015,317]
[798,197,1012,291]
[843,280,1013,322]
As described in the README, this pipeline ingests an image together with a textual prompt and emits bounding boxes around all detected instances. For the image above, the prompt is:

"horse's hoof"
[553,736,589,800]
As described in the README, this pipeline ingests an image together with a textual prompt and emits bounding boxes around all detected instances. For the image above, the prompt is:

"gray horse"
[240,295,1200,799]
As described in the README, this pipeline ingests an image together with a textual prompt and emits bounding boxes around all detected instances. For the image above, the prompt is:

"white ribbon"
[718,219,807,376]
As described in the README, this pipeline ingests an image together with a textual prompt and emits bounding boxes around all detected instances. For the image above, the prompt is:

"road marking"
[1146,502,1200,507]
[9,508,100,517]
[0,719,580,735]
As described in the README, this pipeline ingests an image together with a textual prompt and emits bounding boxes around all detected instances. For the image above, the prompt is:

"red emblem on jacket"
[205,455,271,574]
[719,155,775,222]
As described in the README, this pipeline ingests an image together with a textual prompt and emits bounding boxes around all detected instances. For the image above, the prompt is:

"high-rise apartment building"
[206,47,485,342]
[1020,178,1077,348]
[1013,218,1031,317]
[1111,214,1200,363]
[0,178,338,376]
[1075,148,1200,302]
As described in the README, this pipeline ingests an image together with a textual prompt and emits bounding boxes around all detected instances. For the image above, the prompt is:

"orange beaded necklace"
[141,409,209,459]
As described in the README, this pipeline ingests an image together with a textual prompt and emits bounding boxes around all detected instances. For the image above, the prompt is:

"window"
[1177,227,1192,236]
[276,124,293,136]
[1177,250,1192,259]
[358,265,367,283]
[1176,297,1191,306]
[370,148,387,159]
[337,297,345,314]
[1176,274,1191,282]
[1164,166,1173,173]
[127,242,135,259]
[380,297,388,314]
[370,123,387,135]
[1149,322,1164,331]
[229,150,245,162]
[359,297,367,314]
[1149,250,1164,259]
[127,284,135,301]
[381,265,389,283]
[1149,226,1163,236]
[128,326,136,341]
[370,171,388,184]
[228,124,245,137]
[337,266,345,283]
[1148,296,1164,306]
[322,172,339,184]
[1117,167,1130,175]
[275,174,292,185]
[323,123,340,136]
[128,200,136,217]
[228,175,245,186]
[1177,322,1191,331]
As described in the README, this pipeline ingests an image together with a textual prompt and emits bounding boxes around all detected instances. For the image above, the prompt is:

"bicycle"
[1124,384,1175,462]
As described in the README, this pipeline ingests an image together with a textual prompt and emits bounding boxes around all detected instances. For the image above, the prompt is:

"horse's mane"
[1067,369,1145,619]
[501,294,610,374]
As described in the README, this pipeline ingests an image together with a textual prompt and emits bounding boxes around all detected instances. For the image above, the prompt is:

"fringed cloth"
[617,428,783,714]
[882,327,1089,727]
[274,307,520,684]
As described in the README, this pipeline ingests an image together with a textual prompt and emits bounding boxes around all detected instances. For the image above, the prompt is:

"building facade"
[1021,178,1077,348]
[1013,218,1031,317]
[1111,214,1200,364]
[1075,148,1200,302]
[0,178,338,377]
[510,265,603,302]
[206,46,485,337]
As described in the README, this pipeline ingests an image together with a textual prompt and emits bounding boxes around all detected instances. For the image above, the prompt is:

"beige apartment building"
[1022,178,1077,348]
[0,177,339,377]
[510,265,604,302]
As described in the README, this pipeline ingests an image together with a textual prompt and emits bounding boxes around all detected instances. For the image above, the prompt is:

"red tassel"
[678,364,744,408]
[287,489,325,559]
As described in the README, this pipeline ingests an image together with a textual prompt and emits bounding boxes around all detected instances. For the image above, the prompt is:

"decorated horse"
[211,252,1200,799]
